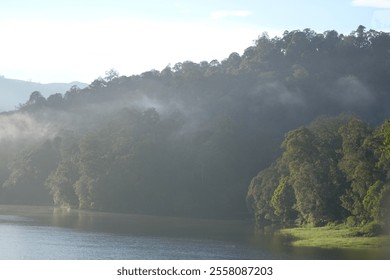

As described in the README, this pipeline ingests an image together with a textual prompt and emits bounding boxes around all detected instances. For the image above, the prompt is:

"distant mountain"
[0,76,87,112]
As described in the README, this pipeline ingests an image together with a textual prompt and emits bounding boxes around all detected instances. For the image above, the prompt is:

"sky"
[0,0,389,84]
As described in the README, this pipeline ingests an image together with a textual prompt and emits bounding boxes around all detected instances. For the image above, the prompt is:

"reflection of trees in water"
[51,207,95,230]
[1,26,390,225]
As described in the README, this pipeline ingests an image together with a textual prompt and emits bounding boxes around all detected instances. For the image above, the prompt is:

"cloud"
[351,0,390,8]
[210,10,252,20]
[372,10,390,30]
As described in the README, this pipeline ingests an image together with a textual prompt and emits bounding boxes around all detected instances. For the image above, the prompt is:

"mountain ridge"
[0,75,87,112]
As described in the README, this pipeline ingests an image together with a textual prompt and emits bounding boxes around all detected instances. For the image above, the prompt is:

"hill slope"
[0,76,87,112]
[0,26,389,220]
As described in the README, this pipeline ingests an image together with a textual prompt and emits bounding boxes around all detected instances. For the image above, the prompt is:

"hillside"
[0,76,87,112]
[0,26,389,220]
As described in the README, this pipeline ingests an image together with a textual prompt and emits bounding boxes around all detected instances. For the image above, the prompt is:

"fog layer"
[0,26,389,220]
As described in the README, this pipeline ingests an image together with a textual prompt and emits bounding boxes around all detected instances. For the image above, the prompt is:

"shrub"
[359,221,384,237]
[346,216,359,228]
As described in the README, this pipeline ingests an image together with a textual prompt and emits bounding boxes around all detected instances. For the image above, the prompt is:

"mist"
[334,75,375,107]
[0,26,389,221]
[0,112,57,142]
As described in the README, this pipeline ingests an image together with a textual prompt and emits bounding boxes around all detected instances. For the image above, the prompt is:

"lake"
[0,205,389,259]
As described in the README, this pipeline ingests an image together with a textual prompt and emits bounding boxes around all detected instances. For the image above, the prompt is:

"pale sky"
[0,0,389,84]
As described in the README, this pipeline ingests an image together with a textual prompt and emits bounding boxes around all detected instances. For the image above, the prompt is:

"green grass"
[279,225,390,249]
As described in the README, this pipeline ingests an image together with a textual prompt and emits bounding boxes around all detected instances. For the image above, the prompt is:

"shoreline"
[279,225,390,249]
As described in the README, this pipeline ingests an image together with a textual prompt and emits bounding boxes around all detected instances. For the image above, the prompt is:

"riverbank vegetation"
[247,116,390,234]
[0,26,389,224]
[279,224,390,249]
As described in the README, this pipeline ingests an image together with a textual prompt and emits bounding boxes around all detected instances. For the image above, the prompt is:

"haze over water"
[0,206,388,260]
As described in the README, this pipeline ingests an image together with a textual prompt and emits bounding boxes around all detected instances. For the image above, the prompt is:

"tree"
[46,159,79,207]
[28,91,46,104]
[338,117,374,222]
[104,68,119,82]
[46,93,63,108]
[1,26,390,224]
[247,163,282,225]
[2,140,59,205]
[383,120,390,157]
[248,116,371,226]
[271,176,297,223]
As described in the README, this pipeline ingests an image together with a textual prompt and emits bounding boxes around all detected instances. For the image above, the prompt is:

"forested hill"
[0,26,389,220]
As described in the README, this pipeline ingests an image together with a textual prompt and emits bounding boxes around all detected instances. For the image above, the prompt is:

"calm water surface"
[0,205,388,259]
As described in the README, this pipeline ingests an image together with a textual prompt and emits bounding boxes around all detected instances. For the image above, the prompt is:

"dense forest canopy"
[0,26,389,223]
[247,116,390,231]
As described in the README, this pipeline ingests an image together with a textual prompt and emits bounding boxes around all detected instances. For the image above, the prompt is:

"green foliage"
[378,185,390,228]
[45,159,79,208]
[271,176,297,223]
[249,115,390,229]
[363,181,382,220]
[247,163,282,225]
[346,216,360,228]
[1,140,60,205]
[338,118,375,221]
[1,26,390,222]
[280,225,390,248]
[358,221,384,237]
[384,120,390,157]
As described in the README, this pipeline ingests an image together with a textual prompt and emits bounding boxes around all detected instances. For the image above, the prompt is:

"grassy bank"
[279,225,390,249]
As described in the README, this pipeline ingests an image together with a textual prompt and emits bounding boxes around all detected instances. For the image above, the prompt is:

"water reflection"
[49,207,255,241]
[0,205,389,259]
